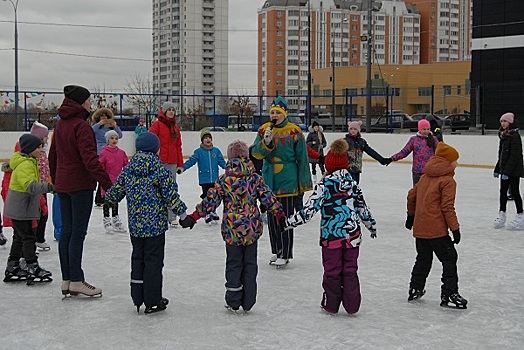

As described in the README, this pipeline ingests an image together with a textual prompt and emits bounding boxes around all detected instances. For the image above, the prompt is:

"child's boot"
[36,242,51,251]
[506,213,524,230]
[112,215,127,233]
[103,217,113,233]
[0,231,7,246]
[493,211,506,229]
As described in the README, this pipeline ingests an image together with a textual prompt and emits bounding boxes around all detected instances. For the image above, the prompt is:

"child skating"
[282,139,377,315]
[405,142,467,309]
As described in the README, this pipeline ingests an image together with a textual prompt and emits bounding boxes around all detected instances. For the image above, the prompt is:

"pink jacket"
[99,145,129,196]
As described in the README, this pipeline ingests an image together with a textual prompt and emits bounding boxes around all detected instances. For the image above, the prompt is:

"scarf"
[201,143,213,151]
[158,113,178,140]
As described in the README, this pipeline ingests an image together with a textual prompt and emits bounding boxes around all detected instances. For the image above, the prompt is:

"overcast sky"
[0,0,258,95]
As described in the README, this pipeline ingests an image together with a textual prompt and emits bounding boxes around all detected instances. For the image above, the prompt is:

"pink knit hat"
[348,120,362,132]
[500,112,514,124]
[30,121,49,139]
[418,119,430,132]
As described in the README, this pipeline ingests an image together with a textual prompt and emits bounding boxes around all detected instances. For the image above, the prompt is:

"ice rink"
[1,161,523,350]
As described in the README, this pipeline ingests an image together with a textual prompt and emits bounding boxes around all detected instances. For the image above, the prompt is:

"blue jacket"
[183,145,226,185]
[285,169,376,248]
[104,151,187,238]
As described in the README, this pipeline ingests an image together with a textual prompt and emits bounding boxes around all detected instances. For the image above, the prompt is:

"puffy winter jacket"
[149,115,184,166]
[99,145,129,196]
[183,145,226,185]
[285,168,376,248]
[104,151,187,238]
[495,128,524,178]
[391,133,439,173]
[193,157,283,246]
[407,156,459,239]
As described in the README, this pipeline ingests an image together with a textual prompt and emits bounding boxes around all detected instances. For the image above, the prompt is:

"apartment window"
[443,86,451,96]
[457,85,462,95]
[277,50,282,56]
[277,31,283,36]
[276,70,283,76]
[418,87,432,97]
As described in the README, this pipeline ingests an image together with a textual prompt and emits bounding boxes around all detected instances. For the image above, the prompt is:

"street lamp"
[306,1,312,126]
[3,0,20,129]
[331,41,335,131]
[365,0,382,132]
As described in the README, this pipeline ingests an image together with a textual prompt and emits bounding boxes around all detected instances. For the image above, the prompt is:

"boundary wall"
[0,131,498,168]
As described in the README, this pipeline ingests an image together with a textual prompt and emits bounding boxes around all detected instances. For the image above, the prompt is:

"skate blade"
[26,276,53,285]
[224,305,240,314]
[3,276,28,282]
[69,291,103,298]
[440,303,467,310]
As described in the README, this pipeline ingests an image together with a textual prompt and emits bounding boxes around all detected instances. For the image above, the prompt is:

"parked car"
[445,114,471,131]
[200,126,226,132]
[366,113,418,132]
[409,113,445,132]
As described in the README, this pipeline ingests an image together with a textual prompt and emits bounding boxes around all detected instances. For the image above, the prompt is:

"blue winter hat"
[135,132,160,154]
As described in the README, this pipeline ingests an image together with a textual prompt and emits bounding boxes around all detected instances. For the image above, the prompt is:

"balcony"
[202,51,215,59]
[203,9,214,17]
[203,18,215,26]
[203,68,215,75]
[202,43,215,50]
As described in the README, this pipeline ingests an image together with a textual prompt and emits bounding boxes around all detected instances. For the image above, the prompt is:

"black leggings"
[500,176,523,213]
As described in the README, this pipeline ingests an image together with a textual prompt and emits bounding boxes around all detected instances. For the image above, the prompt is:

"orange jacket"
[407,156,459,239]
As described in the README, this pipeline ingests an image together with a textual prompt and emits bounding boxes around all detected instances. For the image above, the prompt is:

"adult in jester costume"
[251,96,313,267]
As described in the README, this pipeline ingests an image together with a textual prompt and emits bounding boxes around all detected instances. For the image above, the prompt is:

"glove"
[382,157,393,166]
[501,174,509,180]
[263,127,273,146]
[46,183,55,193]
[179,212,198,229]
[405,214,414,230]
[176,168,183,175]
[369,227,377,239]
[318,154,325,164]
[451,229,461,244]
[276,212,289,230]
[493,172,499,178]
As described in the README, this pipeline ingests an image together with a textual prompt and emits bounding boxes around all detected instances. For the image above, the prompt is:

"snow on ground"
[0,162,523,350]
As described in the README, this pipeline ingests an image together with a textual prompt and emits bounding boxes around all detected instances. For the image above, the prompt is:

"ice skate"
[440,293,468,309]
[3,260,28,282]
[61,280,71,296]
[210,212,220,224]
[69,280,102,297]
[268,254,278,265]
[274,258,289,269]
[112,215,127,233]
[103,217,113,233]
[408,288,426,301]
[36,242,51,251]
[319,305,337,316]
[224,304,240,314]
[0,231,7,246]
[506,213,524,230]
[493,211,506,229]
[25,262,53,285]
[204,214,213,225]
[144,297,169,314]
[170,216,178,228]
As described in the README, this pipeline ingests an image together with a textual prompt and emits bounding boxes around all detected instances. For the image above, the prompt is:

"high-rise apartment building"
[258,0,420,113]
[406,0,472,63]
[152,0,228,112]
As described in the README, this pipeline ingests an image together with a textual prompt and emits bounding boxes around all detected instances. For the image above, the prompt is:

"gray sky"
[0,0,258,95]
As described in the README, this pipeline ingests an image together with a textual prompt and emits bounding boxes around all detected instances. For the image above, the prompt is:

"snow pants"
[321,246,361,314]
[130,233,165,308]
[410,236,459,297]
[224,241,258,311]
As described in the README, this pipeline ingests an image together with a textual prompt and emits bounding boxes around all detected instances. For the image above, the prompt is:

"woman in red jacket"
[149,101,184,227]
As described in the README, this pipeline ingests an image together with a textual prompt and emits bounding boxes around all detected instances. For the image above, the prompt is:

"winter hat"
[92,108,114,122]
[19,134,42,155]
[162,101,176,112]
[435,142,459,163]
[500,112,515,124]
[269,96,288,118]
[348,120,362,132]
[135,132,160,154]
[105,130,119,143]
[200,129,212,142]
[139,119,145,124]
[63,85,91,104]
[418,119,431,132]
[227,140,249,159]
[312,121,319,128]
[30,121,49,139]
[324,139,349,173]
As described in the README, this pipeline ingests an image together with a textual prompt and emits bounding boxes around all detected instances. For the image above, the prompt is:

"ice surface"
[1,162,523,350]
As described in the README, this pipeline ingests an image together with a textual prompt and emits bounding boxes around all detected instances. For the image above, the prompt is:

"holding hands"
[179,212,198,229]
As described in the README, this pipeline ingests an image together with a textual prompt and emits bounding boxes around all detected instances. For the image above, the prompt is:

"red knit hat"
[324,139,349,173]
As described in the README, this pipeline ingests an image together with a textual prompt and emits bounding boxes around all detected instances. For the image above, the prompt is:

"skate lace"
[83,281,96,290]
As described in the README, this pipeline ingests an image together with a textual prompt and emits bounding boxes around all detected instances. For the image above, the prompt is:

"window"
[443,86,451,96]
[418,87,432,97]
[457,85,462,95]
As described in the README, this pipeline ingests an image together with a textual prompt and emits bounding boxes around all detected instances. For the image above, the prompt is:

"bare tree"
[229,95,255,131]
[124,74,161,127]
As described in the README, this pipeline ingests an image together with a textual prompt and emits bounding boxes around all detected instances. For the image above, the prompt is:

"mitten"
[452,229,461,244]
[46,183,55,193]
[176,168,183,175]
[263,127,273,146]
[501,174,509,180]
[382,157,393,166]
[405,214,414,230]
[179,212,198,229]
[369,227,377,239]
[493,172,499,178]
[276,212,288,230]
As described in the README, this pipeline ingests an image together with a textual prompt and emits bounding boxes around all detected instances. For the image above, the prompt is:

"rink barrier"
[0,131,498,169]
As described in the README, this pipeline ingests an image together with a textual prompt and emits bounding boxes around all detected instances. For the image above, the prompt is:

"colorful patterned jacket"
[391,133,439,174]
[193,157,283,246]
[104,151,187,238]
[285,169,376,249]
[251,119,312,197]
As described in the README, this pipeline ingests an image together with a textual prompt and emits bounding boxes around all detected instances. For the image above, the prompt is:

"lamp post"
[306,1,312,126]
[4,0,20,129]
[331,41,335,131]
[365,0,382,132]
